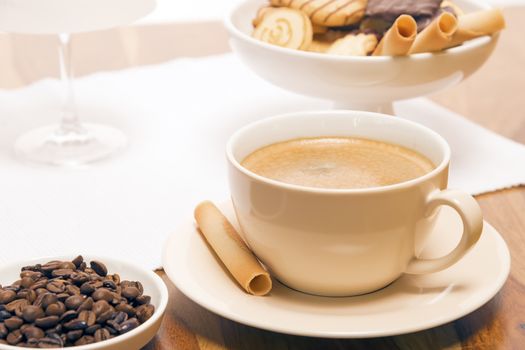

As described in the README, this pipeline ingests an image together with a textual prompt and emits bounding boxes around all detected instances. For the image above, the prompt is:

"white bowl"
[225,0,499,114]
[0,256,168,350]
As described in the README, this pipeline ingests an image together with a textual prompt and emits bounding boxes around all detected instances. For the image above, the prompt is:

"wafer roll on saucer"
[194,201,272,296]
[252,7,313,50]
[373,15,417,56]
[445,9,505,49]
[409,12,458,54]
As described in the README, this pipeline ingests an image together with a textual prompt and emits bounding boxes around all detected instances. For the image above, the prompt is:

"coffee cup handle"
[405,189,483,275]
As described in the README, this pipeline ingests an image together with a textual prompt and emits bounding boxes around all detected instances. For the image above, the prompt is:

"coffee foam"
[241,137,435,189]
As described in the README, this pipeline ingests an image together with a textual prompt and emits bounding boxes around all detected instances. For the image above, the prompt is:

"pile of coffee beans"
[0,256,155,348]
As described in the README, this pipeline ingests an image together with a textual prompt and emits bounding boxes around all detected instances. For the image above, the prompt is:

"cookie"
[365,0,442,22]
[253,8,313,50]
[271,0,367,27]
[327,33,378,55]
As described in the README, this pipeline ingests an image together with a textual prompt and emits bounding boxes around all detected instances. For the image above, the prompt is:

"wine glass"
[0,0,156,166]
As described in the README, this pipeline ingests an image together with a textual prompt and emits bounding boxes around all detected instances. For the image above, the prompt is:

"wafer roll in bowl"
[373,15,417,56]
[410,12,458,54]
[446,8,505,48]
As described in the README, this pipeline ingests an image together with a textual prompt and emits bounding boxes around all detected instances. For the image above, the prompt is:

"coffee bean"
[0,311,11,321]
[6,329,22,345]
[41,293,59,309]
[75,335,95,346]
[102,280,117,290]
[136,304,155,323]
[59,310,78,323]
[113,311,128,324]
[66,329,83,342]
[79,282,96,295]
[64,319,88,331]
[66,285,80,296]
[41,261,62,274]
[35,316,59,329]
[5,299,29,315]
[135,295,151,305]
[108,274,121,285]
[46,281,65,294]
[20,277,34,289]
[119,318,140,334]
[0,290,16,304]
[96,309,115,324]
[4,316,23,330]
[38,335,64,347]
[115,303,136,317]
[92,300,110,316]
[20,271,43,280]
[56,293,70,302]
[84,324,100,335]
[106,320,121,332]
[71,256,84,268]
[105,324,118,335]
[18,289,37,303]
[70,272,89,286]
[90,261,108,277]
[94,328,111,342]
[45,325,62,337]
[0,323,8,338]
[77,297,94,312]
[59,262,76,270]
[31,280,49,291]
[122,286,141,300]
[22,305,45,323]
[65,295,85,310]
[21,325,45,339]
[78,310,97,327]
[92,288,113,303]
[46,302,66,317]
[52,269,75,279]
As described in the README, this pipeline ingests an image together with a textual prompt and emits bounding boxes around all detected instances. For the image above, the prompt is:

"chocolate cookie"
[365,0,443,22]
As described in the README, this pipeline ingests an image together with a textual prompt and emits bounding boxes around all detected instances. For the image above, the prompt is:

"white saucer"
[162,201,510,338]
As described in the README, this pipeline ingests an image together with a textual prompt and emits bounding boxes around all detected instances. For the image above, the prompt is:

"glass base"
[14,123,127,166]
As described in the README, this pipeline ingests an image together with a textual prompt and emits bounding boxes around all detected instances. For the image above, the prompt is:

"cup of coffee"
[226,110,483,297]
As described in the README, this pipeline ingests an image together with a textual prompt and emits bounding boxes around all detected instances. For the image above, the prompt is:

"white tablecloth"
[0,54,523,269]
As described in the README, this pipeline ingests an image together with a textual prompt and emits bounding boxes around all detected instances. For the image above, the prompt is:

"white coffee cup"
[227,110,483,297]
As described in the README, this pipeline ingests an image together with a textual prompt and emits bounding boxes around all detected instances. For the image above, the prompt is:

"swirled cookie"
[253,8,313,50]
[270,0,367,27]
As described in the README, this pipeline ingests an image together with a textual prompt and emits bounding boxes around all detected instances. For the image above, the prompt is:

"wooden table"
[1,7,524,350]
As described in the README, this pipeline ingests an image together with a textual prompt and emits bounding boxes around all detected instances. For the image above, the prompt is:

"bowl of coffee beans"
[0,255,168,349]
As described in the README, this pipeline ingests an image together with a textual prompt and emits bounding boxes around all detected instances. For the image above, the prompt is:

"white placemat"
[0,54,523,269]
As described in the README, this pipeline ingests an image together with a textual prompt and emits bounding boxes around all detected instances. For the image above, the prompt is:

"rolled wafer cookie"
[409,12,458,54]
[194,201,272,296]
[327,33,378,56]
[441,0,464,16]
[253,7,313,50]
[373,15,417,56]
[271,0,367,27]
[445,9,505,49]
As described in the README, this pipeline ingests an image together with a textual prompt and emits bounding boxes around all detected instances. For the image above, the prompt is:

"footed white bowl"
[226,0,499,114]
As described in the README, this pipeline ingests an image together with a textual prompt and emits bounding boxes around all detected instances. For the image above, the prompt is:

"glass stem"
[58,33,83,135]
